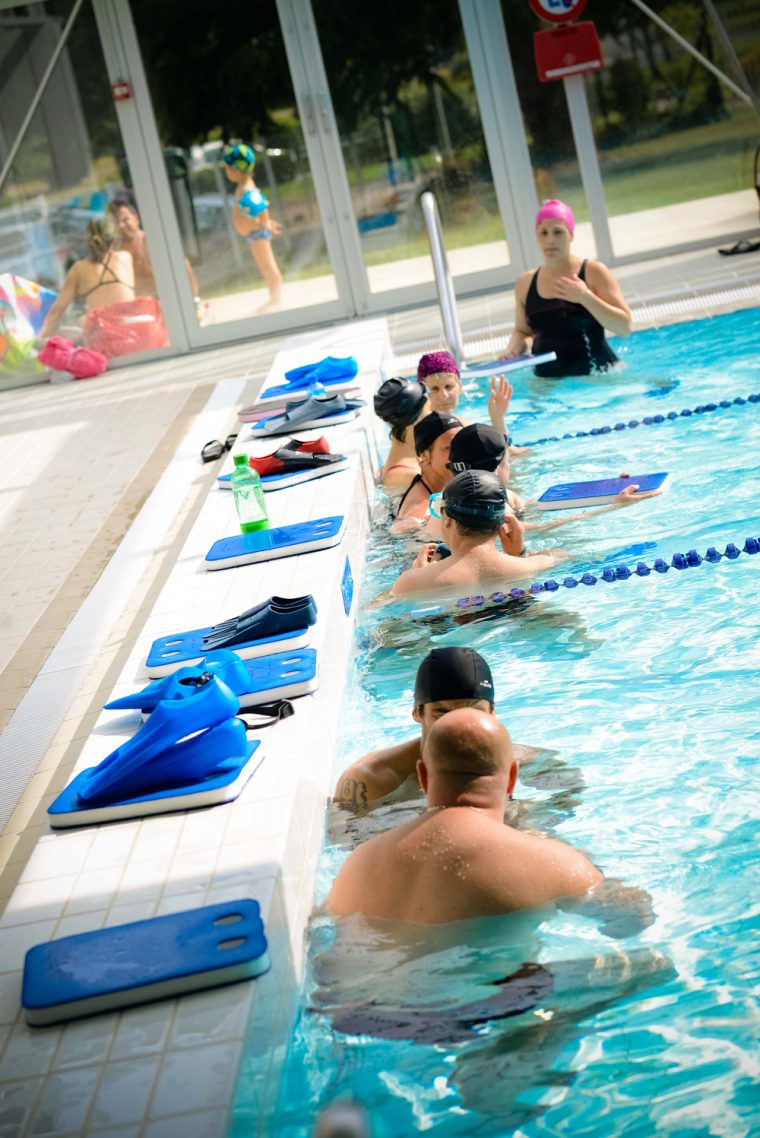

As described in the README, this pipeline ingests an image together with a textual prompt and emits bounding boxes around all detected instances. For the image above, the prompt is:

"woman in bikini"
[505,200,631,378]
[373,376,430,494]
[40,218,135,341]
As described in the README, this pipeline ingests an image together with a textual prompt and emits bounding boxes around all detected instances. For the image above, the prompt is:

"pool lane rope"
[450,537,760,611]
[517,393,759,449]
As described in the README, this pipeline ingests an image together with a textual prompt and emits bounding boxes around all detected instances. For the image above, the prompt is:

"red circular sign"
[528,0,588,23]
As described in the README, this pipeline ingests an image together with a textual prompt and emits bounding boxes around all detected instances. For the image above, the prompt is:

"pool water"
[269,309,760,1136]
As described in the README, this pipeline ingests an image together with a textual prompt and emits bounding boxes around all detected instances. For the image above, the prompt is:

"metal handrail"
[420,191,465,367]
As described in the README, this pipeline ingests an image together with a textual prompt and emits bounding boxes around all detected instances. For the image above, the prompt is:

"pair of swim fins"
[201,595,317,651]
[80,673,245,807]
[254,393,365,437]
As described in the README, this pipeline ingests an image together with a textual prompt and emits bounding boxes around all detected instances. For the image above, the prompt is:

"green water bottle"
[231,454,269,533]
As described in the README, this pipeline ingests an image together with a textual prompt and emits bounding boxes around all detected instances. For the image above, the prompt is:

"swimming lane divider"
[417,538,760,615]
[516,393,760,449]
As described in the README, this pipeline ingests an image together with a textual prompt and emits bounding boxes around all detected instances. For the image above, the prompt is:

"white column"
[563,73,614,264]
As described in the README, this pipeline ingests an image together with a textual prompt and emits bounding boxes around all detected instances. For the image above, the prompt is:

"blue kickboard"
[146,625,308,673]
[239,648,317,699]
[22,899,269,1025]
[217,459,348,492]
[48,739,262,826]
[205,516,344,569]
[537,472,669,510]
[459,352,557,380]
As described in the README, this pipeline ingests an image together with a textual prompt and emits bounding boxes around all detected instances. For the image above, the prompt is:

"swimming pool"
[249,309,760,1136]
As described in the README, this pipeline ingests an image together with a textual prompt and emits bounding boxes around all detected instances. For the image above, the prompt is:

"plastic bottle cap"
[233,453,250,466]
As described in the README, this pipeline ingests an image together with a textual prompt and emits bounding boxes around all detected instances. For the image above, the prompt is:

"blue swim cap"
[222,143,256,171]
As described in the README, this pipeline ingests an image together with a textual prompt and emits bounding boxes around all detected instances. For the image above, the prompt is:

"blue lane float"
[517,393,760,448]
[413,538,759,616]
[22,899,270,1025]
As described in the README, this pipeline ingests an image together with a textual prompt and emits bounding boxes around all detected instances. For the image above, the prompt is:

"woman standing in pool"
[504,200,632,378]
[222,142,283,314]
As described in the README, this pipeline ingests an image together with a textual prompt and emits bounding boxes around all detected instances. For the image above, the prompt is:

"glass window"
[129,0,339,328]
[586,0,760,255]
[0,0,169,382]
[312,0,511,294]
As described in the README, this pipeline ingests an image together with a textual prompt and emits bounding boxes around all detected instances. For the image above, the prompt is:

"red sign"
[534,22,603,81]
[529,0,588,24]
[111,80,132,102]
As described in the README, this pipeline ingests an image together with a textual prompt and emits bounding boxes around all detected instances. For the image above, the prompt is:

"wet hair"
[449,514,503,539]
[86,218,116,262]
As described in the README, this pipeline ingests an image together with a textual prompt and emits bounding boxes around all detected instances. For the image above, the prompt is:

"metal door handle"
[317,90,332,133]
[302,93,316,135]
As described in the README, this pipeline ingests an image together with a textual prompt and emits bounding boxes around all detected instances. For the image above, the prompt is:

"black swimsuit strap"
[395,472,433,517]
[80,253,133,300]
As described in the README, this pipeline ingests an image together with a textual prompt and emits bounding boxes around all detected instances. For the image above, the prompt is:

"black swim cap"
[443,470,506,524]
[414,648,495,706]
[413,411,462,456]
[373,377,427,426]
[447,423,506,473]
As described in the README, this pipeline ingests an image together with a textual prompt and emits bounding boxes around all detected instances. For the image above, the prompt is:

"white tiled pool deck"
[1,242,760,1137]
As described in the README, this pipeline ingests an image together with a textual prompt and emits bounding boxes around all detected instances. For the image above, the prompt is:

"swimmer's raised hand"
[413,543,438,569]
[488,375,513,418]
[498,515,525,557]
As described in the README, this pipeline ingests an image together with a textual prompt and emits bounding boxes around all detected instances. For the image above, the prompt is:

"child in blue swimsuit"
[222,142,283,314]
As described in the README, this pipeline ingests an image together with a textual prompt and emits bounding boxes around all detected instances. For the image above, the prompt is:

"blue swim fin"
[104,650,254,713]
[79,675,239,806]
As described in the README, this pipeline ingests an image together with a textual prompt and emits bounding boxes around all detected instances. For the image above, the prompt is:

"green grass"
[201,107,760,291]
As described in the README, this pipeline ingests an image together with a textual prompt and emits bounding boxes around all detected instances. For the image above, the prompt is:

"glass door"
[102,0,353,350]
[303,0,522,308]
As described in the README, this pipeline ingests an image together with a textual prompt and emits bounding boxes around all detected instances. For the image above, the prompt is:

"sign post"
[529,0,613,264]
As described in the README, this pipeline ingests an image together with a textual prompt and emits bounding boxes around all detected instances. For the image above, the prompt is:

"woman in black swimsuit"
[505,200,631,378]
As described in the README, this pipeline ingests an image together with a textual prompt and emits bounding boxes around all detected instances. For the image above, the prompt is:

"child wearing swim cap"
[505,198,632,377]
[222,142,283,315]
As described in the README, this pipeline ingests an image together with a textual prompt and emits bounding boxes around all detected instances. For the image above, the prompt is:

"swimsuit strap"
[80,253,133,299]
[395,472,432,517]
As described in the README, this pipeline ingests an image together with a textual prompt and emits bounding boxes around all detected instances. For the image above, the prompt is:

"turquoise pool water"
[273,309,760,1136]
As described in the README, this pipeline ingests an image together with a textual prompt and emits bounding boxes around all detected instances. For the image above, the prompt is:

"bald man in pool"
[328,708,601,924]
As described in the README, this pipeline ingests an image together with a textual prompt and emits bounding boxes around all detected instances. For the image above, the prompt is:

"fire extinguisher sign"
[529,0,588,23]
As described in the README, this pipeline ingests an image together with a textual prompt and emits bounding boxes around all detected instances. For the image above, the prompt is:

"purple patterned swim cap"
[535,199,575,236]
[417,351,460,382]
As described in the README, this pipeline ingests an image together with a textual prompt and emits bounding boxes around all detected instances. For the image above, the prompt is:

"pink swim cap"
[417,351,460,381]
[535,199,575,236]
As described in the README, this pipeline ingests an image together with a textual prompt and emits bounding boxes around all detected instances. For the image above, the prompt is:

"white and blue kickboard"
[248,407,360,437]
[217,456,350,492]
[47,738,264,828]
[22,899,270,1025]
[459,352,557,380]
[536,472,670,510]
[205,516,345,571]
[231,648,318,706]
[145,624,311,678]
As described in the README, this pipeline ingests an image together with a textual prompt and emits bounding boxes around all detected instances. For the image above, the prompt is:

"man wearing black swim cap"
[334,647,533,807]
[393,471,563,597]
[329,706,602,923]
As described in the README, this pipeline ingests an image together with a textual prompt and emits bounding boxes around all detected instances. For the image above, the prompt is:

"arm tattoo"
[335,778,369,808]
